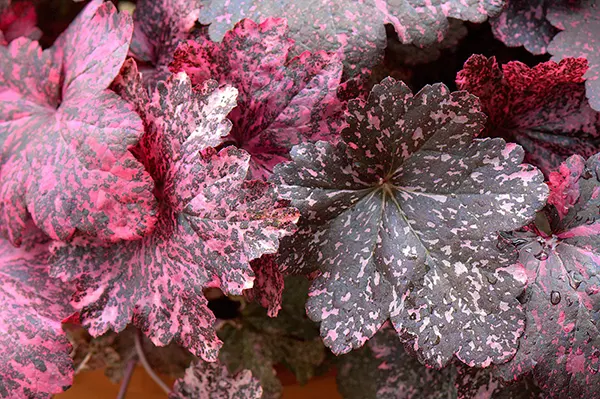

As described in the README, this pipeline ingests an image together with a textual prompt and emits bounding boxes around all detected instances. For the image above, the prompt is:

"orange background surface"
[55,367,342,399]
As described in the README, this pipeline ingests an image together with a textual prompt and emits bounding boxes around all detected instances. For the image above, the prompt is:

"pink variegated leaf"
[490,0,558,55]
[498,153,600,398]
[0,235,74,399]
[272,77,548,367]
[457,55,600,177]
[170,18,344,180]
[0,1,40,45]
[0,0,157,246]
[170,361,262,399]
[198,0,504,78]
[50,69,299,361]
[129,0,202,86]
[547,0,600,112]
[245,254,284,317]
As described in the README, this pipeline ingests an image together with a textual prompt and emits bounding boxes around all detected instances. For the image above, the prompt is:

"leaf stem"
[134,329,171,395]
[116,359,137,399]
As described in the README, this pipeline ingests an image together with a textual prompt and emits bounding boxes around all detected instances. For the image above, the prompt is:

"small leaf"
[129,0,202,86]
[170,360,262,399]
[0,1,40,45]
[220,277,325,399]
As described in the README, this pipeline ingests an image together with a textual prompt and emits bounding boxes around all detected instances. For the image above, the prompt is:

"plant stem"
[116,359,137,399]
[134,329,171,395]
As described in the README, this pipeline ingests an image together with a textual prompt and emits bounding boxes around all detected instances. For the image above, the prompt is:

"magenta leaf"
[271,77,549,367]
[456,55,600,177]
[50,65,299,361]
[170,361,262,399]
[490,0,558,55]
[198,0,504,78]
[245,254,285,317]
[0,235,74,398]
[129,0,202,86]
[0,1,40,45]
[170,18,344,180]
[497,153,600,398]
[547,0,600,111]
[0,0,157,246]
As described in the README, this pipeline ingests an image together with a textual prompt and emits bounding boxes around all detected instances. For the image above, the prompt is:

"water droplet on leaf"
[550,290,561,305]
[410,313,417,320]
[569,270,583,290]
[534,250,548,261]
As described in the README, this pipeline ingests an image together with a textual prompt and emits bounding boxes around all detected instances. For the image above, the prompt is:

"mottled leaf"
[129,0,202,86]
[0,236,74,398]
[385,19,467,67]
[490,0,558,55]
[337,324,543,399]
[0,1,40,45]
[198,0,504,78]
[0,0,157,245]
[498,153,600,398]
[457,55,600,177]
[50,67,299,361]
[547,0,600,111]
[170,360,262,399]
[245,254,285,317]
[336,324,454,399]
[170,18,344,180]
[220,277,325,399]
[272,77,549,367]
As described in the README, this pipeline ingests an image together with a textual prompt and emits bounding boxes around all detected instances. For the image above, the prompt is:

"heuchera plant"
[2,0,600,398]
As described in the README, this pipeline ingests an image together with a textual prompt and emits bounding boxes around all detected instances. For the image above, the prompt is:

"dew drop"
[550,290,561,305]
[534,250,549,261]
[410,313,417,320]
[582,168,594,180]
[566,296,574,307]
[569,270,583,290]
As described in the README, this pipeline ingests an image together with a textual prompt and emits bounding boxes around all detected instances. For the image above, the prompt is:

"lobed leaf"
[198,0,505,78]
[457,55,600,177]
[490,0,558,55]
[170,18,344,180]
[129,0,202,86]
[498,153,600,398]
[0,0,157,245]
[170,361,262,399]
[272,77,548,367]
[51,65,299,361]
[547,0,600,111]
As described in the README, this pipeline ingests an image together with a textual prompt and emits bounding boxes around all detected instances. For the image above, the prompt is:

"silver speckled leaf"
[272,77,549,368]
